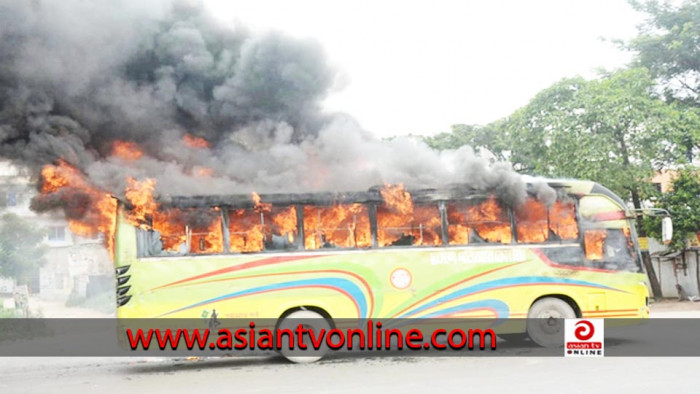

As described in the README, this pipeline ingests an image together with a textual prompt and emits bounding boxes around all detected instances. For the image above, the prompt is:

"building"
[0,161,112,302]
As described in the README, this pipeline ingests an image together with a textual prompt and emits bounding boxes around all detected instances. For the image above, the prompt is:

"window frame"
[135,190,590,257]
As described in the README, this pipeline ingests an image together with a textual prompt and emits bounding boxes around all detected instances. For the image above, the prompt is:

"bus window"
[549,200,579,240]
[584,229,606,260]
[584,228,636,270]
[577,195,639,271]
[376,203,442,247]
[136,207,223,256]
[515,198,579,243]
[515,198,549,243]
[447,197,512,245]
[189,208,224,254]
[229,205,298,252]
[303,204,371,249]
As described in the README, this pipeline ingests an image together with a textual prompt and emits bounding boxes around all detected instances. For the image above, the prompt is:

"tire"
[277,309,331,363]
[526,297,576,347]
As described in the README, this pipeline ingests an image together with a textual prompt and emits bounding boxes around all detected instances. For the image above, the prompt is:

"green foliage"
[426,69,694,204]
[504,68,684,200]
[643,169,700,250]
[626,0,700,105]
[424,124,506,159]
[0,213,48,284]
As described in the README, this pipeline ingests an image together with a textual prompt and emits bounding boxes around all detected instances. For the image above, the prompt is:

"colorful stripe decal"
[389,262,524,318]
[153,254,329,290]
[161,269,376,317]
[533,249,622,273]
[397,276,625,318]
[159,277,367,318]
[420,300,510,319]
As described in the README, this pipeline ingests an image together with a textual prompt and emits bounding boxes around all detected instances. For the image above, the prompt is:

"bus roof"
[151,179,608,209]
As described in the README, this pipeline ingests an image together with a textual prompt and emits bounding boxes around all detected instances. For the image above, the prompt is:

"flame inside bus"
[34,144,627,267]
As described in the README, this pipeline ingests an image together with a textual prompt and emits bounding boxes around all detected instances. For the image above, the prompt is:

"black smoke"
[0,0,534,206]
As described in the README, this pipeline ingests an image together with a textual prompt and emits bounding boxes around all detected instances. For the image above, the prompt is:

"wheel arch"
[530,294,582,318]
[277,305,335,328]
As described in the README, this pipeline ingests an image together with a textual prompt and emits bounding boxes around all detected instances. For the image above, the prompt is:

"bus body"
[114,180,650,325]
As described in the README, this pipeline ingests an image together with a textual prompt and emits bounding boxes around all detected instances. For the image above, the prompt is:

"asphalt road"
[1,303,699,394]
[1,353,698,394]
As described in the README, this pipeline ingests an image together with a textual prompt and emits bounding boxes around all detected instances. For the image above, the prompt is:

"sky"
[204,0,646,138]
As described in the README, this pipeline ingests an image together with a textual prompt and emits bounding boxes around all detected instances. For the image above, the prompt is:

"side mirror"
[661,217,673,245]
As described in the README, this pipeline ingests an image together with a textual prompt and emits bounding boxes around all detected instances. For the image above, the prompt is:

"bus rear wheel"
[526,297,576,347]
[277,309,331,363]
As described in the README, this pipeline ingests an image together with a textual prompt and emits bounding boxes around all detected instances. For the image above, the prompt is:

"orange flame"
[193,166,214,177]
[514,198,579,243]
[377,184,441,247]
[38,161,117,259]
[111,141,144,161]
[515,198,549,243]
[124,177,223,254]
[124,177,157,225]
[584,230,607,260]
[228,194,298,253]
[183,134,210,149]
[304,204,371,249]
[463,197,512,244]
[38,160,584,261]
[549,200,579,240]
[189,208,224,254]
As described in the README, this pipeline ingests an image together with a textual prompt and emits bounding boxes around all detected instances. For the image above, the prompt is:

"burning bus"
[106,178,656,349]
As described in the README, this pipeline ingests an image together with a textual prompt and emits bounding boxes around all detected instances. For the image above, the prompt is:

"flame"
[376,184,441,247]
[228,194,298,252]
[189,208,223,254]
[584,230,607,260]
[183,134,210,149]
[37,160,583,262]
[193,166,214,177]
[514,198,579,243]
[124,177,223,254]
[229,208,265,252]
[515,198,549,243]
[124,177,157,225]
[252,192,271,212]
[304,204,371,249]
[37,161,117,259]
[549,200,578,240]
[380,184,413,215]
[464,197,512,244]
[270,205,298,243]
[453,197,576,245]
[111,141,144,161]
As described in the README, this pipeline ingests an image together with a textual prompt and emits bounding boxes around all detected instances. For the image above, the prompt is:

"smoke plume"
[0,0,533,206]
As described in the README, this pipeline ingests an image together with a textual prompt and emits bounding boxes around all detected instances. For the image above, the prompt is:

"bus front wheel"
[526,297,576,347]
[277,309,331,363]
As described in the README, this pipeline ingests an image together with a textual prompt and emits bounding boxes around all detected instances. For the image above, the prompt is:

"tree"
[432,69,688,201]
[625,0,700,105]
[0,213,47,285]
[643,168,700,251]
[425,123,507,160]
